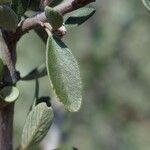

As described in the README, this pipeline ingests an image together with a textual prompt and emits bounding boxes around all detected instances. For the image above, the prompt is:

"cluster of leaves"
[0,0,96,149]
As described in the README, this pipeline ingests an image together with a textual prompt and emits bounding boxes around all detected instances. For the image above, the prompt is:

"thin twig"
[16,0,95,38]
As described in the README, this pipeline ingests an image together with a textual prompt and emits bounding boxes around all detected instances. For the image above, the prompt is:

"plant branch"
[16,0,95,38]
[0,103,14,150]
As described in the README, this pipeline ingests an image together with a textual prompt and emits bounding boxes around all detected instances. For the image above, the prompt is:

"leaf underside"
[21,103,54,149]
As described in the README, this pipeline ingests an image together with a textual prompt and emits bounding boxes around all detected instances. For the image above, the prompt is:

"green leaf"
[142,0,150,11]
[0,6,18,31]
[12,0,30,19]
[46,36,82,112]
[65,7,96,28]
[28,0,41,11]
[0,86,19,103]
[45,6,63,30]
[0,0,12,4]
[21,103,54,150]
[21,64,47,81]
[0,58,4,80]
[55,146,78,150]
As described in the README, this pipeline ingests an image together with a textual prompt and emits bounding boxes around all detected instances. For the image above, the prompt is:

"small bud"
[45,6,63,30]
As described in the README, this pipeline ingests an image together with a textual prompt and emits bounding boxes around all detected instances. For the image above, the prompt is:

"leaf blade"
[21,103,54,149]
[65,7,96,28]
[46,36,82,112]
[45,6,63,30]
[12,0,30,19]
[0,6,18,31]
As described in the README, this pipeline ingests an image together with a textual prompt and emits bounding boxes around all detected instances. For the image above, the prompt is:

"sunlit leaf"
[65,7,96,28]
[0,6,18,31]
[21,64,47,81]
[21,103,54,150]
[46,36,82,112]
[142,0,150,11]
[45,6,63,30]
[0,86,19,103]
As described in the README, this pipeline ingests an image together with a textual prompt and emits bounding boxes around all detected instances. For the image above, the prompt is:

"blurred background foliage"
[13,0,150,149]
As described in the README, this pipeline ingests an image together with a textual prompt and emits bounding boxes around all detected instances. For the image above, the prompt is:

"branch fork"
[16,0,95,40]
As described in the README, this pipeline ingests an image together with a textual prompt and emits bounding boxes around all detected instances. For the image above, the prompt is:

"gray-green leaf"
[0,86,19,103]
[12,0,30,19]
[21,64,47,81]
[0,6,18,31]
[142,0,150,11]
[46,36,82,112]
[45,6,63,30]
[65,7,96,28]
[21,103,54,150]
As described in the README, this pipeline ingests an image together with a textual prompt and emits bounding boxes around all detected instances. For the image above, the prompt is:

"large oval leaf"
[0,6,18,31]
[142,0,150,11]
[21,103,54,150]
[65,7,96,28]
[46,36,82,112]
[45,6,63,30]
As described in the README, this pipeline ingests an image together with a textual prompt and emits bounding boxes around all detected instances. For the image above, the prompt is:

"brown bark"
[0,104,14,150]
[0,30,18,150]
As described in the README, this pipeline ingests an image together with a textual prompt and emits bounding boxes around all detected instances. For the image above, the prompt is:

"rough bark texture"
[0,104,14,150]
[0,30,17,150]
